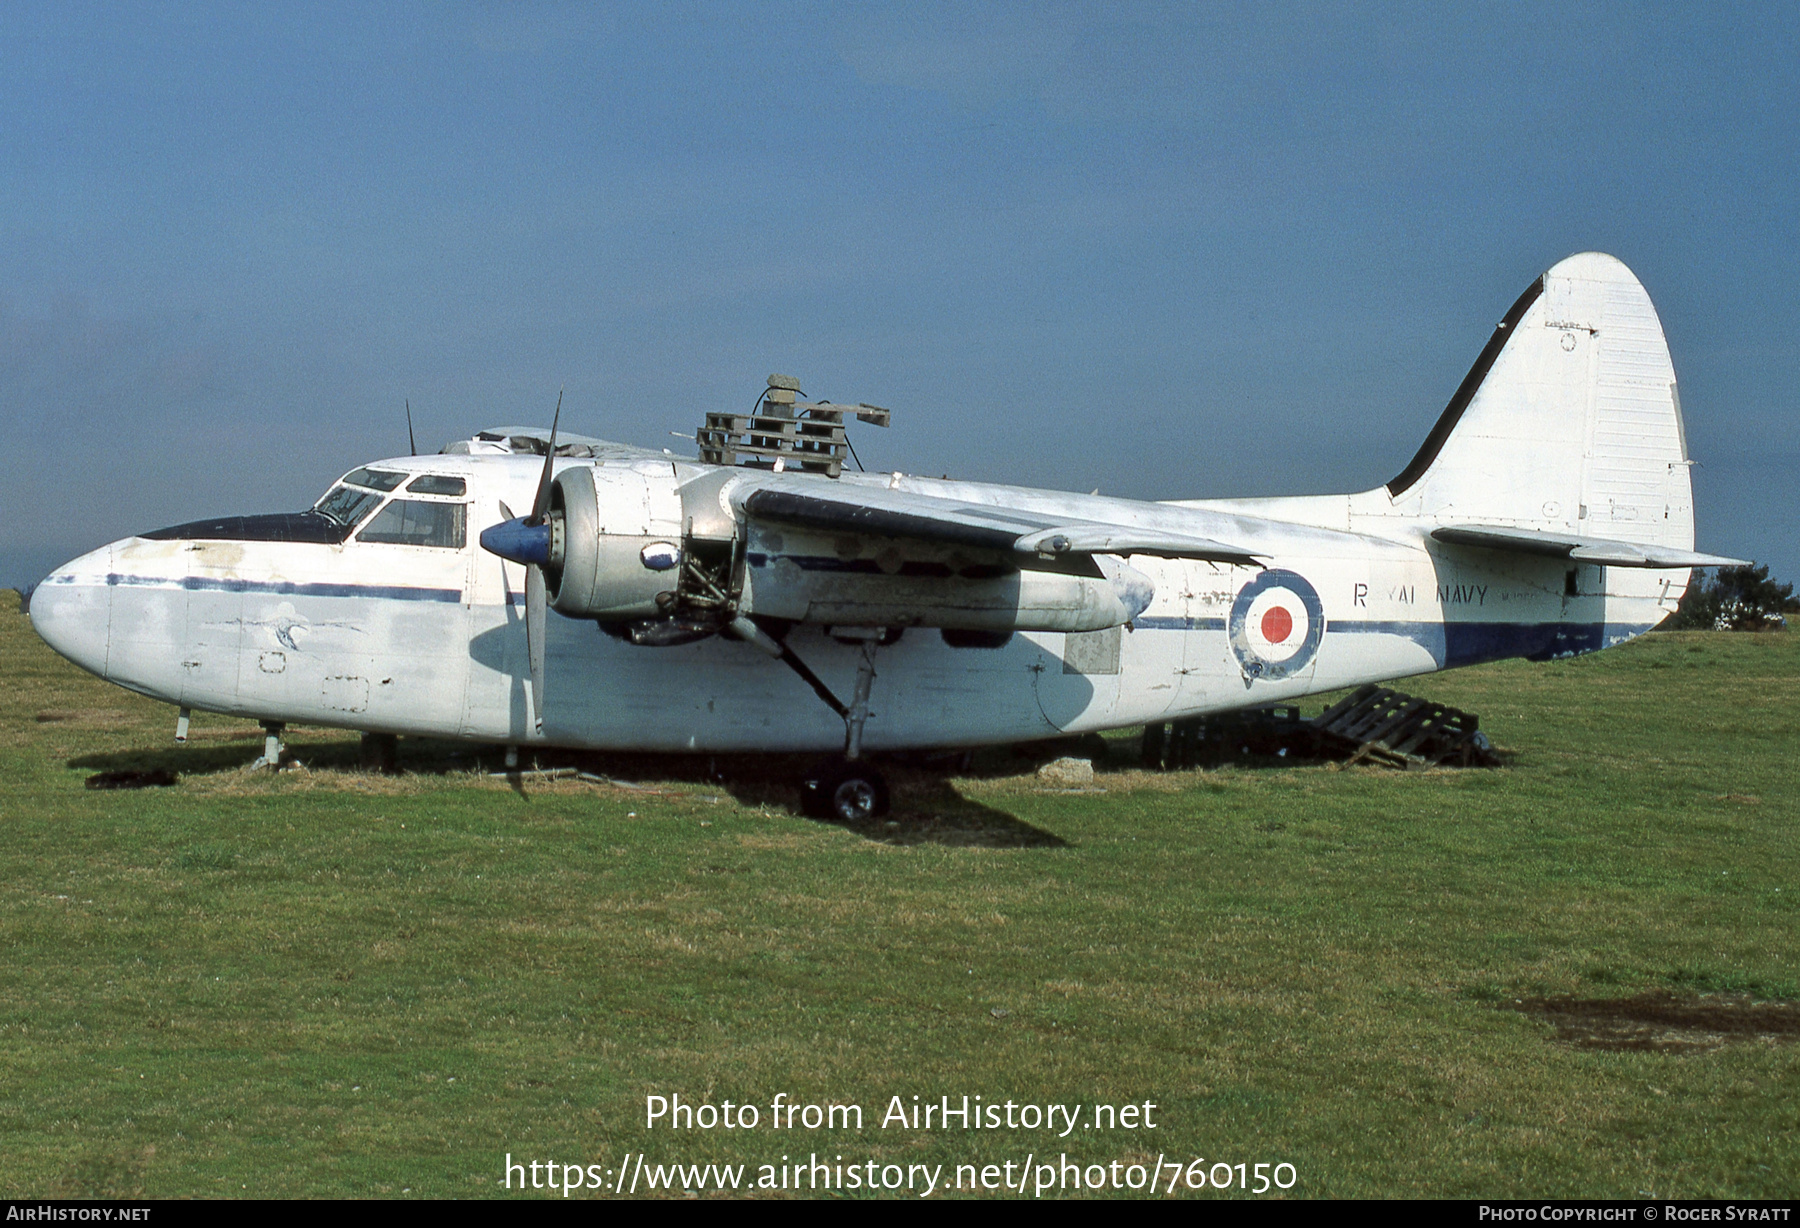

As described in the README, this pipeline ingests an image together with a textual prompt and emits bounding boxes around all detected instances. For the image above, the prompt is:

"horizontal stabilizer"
[739,485,1262,565]
[1432,525,1748,569]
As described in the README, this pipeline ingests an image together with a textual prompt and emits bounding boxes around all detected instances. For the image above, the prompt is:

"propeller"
[478,390,563,731]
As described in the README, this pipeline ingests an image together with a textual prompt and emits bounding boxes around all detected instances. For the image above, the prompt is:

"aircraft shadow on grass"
[65,740,1066,850]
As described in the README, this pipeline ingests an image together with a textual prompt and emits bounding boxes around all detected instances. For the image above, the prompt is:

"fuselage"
[30,445,1682,753]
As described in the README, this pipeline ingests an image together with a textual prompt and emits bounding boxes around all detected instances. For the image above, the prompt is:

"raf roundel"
[1228,569,1326,682]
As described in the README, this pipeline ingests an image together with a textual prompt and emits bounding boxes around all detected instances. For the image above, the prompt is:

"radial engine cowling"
[546,464,687,620]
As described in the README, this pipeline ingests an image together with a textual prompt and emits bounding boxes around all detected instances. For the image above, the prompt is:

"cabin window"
[313,485,383,528]
[407,474,467,497]
[356,499,467,548]
[343,467,407,492]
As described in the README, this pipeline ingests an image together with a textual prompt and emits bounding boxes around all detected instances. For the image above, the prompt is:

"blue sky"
[3,3,1794,589]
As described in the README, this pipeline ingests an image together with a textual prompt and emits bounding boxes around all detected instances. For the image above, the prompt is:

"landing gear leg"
[803,636,892,821]
[729,618,893,821]
[253,720,285,771]
[843,638,877,762]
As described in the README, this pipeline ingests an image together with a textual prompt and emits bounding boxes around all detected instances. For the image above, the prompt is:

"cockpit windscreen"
[313,485,384,528]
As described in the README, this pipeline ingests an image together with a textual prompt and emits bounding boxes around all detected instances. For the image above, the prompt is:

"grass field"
[1,588,1796,1199]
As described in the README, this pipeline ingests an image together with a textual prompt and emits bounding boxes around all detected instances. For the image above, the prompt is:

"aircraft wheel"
[801,759,891,822]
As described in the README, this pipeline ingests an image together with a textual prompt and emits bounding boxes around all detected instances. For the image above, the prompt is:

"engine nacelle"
[546,464,686,620]
[539,462,1156,637]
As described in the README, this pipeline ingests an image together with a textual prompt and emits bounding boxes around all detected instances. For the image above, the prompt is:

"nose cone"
[480,517,552,566]
[29,545,115,680]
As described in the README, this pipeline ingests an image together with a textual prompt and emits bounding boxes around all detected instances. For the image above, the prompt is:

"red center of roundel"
[1260,605,1294,645]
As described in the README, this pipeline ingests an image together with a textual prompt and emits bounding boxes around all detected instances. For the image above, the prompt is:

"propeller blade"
[529,388,563,526]
[498,500,515,521]
[526,563,547,731]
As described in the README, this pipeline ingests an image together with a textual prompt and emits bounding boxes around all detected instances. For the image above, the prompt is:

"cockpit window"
[356,499,467,549]
[343,467,407,492]
[313,484,384,528]
[406,474,467,496]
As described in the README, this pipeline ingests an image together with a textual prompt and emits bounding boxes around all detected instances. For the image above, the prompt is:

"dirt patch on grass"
[53,1146,153,1198]
[1511,992,1800,1052]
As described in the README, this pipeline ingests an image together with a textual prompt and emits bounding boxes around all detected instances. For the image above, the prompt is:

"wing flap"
[1432,525,1747,569]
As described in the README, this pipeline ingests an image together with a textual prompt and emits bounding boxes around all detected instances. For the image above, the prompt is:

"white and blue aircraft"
[30,253,1742,819]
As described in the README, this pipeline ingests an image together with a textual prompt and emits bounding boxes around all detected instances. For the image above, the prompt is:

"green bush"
[1666,564,1797,631]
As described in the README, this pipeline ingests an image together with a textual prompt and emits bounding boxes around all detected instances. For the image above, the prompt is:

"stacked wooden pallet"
[696,375,889,477]
[1312,684,1497,768]
[1142,705,1317,769]
[1138,688,1497,770]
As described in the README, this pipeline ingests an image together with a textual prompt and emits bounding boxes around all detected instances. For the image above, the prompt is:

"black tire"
[800,759,891,822]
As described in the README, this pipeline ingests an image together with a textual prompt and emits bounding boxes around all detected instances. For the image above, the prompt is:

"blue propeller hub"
[479,517,552,566]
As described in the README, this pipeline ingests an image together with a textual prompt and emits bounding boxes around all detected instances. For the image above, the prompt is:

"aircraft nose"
[29,545,115,681]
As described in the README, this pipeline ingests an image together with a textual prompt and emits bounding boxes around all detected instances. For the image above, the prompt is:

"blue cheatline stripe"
[1324,619,1446,656]
[103,573,464,603]
[1135,616,1227,631]
[1326,620,1655,667]
[1131,616,1655,669]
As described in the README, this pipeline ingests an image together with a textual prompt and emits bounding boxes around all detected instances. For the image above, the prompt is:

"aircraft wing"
[1432,525,1748,569]
[735,483,1264,565]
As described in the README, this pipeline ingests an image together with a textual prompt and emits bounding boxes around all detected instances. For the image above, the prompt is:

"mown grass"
[1,588,1795,1199]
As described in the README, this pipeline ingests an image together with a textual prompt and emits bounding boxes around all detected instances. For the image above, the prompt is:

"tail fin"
[1384,252,1694,551]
